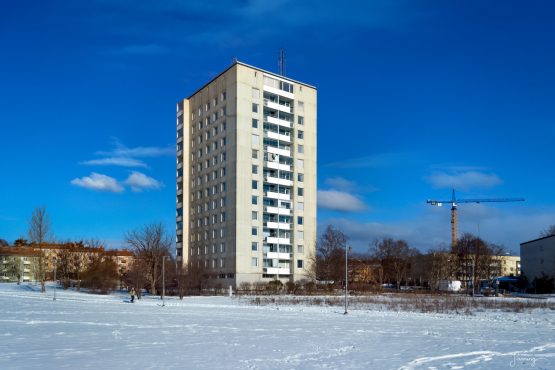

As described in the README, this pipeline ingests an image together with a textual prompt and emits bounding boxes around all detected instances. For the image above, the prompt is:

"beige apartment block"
[176,61,317,288]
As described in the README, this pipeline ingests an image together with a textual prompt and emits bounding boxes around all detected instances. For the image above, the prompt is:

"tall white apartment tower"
[176,61,316,288]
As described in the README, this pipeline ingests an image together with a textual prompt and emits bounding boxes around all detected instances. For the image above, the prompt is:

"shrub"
[81,258,119,294]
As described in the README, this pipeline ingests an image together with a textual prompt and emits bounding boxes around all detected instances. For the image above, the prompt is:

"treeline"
[308,225,513,293]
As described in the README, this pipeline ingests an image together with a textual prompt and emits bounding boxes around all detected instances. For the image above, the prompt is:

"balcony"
[263,85,294,100]
[266,252,292,260]
[265,221,291,230]
[264,191,291,201]
[265,115,292,129]
[264,205,292,216]
[264,267,291,275]
[264,99,292,114]
[264,175,293,187]
[265,145,291,158]
[263,130,291,143]
[264,161,291,172]
[265,237,290,245]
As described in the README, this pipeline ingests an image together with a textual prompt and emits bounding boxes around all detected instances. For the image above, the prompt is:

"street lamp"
[162,256,171,307]
[53,257,57,301]
[344,245,351,315]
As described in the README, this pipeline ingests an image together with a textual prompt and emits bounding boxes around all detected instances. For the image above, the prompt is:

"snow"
[0,283,554,370]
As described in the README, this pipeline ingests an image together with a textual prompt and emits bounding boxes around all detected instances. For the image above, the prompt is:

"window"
[298,116,304,125]
[252,195,258,205]
[221,152,226,161]
[298,130,304,139]
[220,243,226,253]
[252,180,258,189]
[297,101,304,114]
[297,260,303,269]
[298,202,304,211]
[298,144,304,154]
[297,216,303,225]
[252,134,259,145]
[297,245,304,254]
[221,91,226,101]
[251,257,258,267]
[297,173,304,182]
[297,231,304,240]
[221,137,226,146]
[252,211,258,220]
[252,118,258,128]
[252,103,258,113]
[252,165,258,174]
[298,188,304,196]
[252,87,260,99]
[252,242,258,251]
[220,258,225,268]
[297,159,304,169]
[252,227,257,236]
[252,149,258,159]
[221,182,226,192]
[221,212,226,222]
[221,167,226,177]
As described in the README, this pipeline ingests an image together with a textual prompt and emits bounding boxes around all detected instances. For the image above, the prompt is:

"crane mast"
[426,189,524,248]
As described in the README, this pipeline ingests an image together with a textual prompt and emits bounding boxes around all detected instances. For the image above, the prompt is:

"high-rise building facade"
[176,61,316,288]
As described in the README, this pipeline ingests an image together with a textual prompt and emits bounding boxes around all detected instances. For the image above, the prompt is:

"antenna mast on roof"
[278,49,286,76]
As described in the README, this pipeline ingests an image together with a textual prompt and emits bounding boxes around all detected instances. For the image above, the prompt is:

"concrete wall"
[520,235,555,281]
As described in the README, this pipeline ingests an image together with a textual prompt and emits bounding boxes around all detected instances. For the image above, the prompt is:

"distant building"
[520,235,555,281]
[176,61,317,288]
[492,255,521,277]
[0,243,134,283]
[0,247,40,282]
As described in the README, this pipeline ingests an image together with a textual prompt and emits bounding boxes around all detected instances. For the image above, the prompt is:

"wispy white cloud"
[325,152,411,169]
[124,171,163,192]
[71,173,124,193]
[319,202,542,254]
[318,190,367,212]
[324,177,378,193]
[98,138,175,158]
[426,171,502,190]
[81,157,147,168]
[80,138,174,168]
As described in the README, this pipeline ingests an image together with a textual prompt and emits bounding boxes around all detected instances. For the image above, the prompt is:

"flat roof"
[520,234,555,246]
[186,60,316,100]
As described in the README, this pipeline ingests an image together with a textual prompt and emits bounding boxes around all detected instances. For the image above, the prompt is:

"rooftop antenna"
[278,49,286,76]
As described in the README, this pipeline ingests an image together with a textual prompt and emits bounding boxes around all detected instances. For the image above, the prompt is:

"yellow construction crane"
[426,189,524,248]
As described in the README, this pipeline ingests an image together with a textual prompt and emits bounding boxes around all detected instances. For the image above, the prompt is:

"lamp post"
[53,257,57,301]
[344,245,351,315]
[162,256,171,307]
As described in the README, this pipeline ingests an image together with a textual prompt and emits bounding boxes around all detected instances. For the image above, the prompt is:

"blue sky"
[1,0,554,254]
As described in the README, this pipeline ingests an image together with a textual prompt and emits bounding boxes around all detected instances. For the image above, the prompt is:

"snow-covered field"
[0,283,554,370]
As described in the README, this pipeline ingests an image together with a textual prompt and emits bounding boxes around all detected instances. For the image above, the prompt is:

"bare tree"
[453,233,501,291]
[316,225,348,284]
[540,225,555,238]
[125,223,172,296]
[4,258,23,284]
[27,207,53,293]
[426,246,456,291]
[371,238,418,290]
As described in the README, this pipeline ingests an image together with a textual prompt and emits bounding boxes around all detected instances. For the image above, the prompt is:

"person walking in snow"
[130,288,136,303]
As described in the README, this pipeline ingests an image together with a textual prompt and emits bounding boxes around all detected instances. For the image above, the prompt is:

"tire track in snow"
[398,343,555,369]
